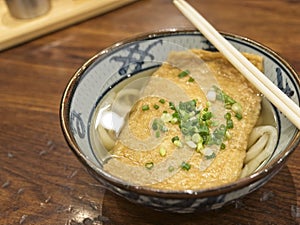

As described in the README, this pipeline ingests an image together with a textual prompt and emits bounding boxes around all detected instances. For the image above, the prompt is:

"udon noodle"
[91,49,278,190]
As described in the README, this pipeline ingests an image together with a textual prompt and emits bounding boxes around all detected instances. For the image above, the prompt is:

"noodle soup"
[90,49,278,190]
[61,30,300,212]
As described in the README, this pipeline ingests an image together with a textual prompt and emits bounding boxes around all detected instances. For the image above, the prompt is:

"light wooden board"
[0,0,138,51]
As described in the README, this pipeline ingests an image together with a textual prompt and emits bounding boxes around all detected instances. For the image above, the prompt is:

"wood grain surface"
[0,0,139,51]
[0,0,299,224]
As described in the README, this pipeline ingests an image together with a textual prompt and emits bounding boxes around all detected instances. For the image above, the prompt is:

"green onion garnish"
[153,104,159,110]
[202,111,213,120]
[178,70,190,78]
[179,99,196,112]
[220,143,226,150]
[145,162,154,170]
[192,133,201,143]
[197,142,204,152]
[225,130,232,140]
[169,102,176,110]
[155,130,160,138]
[142,105,150,111]
[172,111,180,118]
[181,161,191,171]
[159,99,166,104]
[168,166,174,172]
[171,136,180,143]
[152,118,168,138]
[152,121,158,130]
[174,140,183,148]
[225,95,236,105]
[224,112,231,120]
[235,113,243,120]
[159,148,166,157]
[226,119,234,129]
[188,77,195,82]
[154,90,242,164]
[232,102,242,114]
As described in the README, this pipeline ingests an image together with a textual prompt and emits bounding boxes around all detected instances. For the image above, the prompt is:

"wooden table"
[1,0,299,224]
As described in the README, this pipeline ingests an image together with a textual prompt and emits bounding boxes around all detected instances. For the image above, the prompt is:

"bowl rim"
[60,28,300,198]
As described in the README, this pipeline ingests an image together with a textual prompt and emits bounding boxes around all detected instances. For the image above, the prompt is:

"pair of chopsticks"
[173,0,300,130]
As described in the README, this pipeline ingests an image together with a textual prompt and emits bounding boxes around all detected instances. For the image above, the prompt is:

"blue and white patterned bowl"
[60,29,300,213]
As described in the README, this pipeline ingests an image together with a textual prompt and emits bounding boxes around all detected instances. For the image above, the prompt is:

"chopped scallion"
[171,136,180,143]
[220,143,226,150]
[168,166,174,172]
[152,122,158,130]
[235,113,243,120]
[170,117,178,124]
[224,112,231,120]
[172,112,180,120]
[142,105,150,111]
[155,130,160,138]
[196,142,204,152]
[202,111,213,120]
[225,130,232,140]
[174,140,183,148]
[145,162,154,170]
[159,148,166,157]
[161,112,172,122]
[178,70,190,78]
[232,102,242,114]
[192,133,201,143]
[188,77,195,82]
[155,97,240,162]
[169,102,176,110]
[159,99,166,104]
[181,161,191,171]
[199,124,209,135]
[226,119,234,129]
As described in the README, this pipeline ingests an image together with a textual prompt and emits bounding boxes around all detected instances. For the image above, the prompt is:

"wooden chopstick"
[173,0,300,130]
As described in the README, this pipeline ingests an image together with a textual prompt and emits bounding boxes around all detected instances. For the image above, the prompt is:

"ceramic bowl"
[60,29,300,213]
